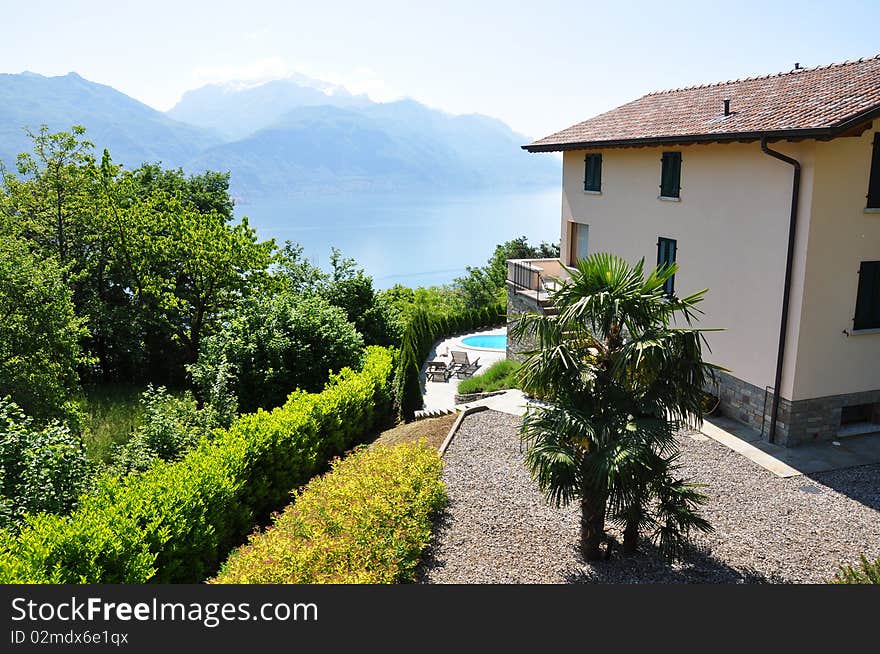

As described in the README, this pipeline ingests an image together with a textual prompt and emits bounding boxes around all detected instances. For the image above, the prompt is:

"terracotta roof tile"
[526,55,880,151]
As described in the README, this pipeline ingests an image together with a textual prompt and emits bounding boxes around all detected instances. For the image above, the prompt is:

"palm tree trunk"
[622,517,639,553]
[580,490,607,561]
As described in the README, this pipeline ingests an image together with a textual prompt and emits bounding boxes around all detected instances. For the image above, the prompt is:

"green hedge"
[212,441,446,584]
[0,347,395,584]
[394,302,505,421]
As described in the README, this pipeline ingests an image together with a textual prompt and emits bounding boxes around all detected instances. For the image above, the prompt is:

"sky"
[1,0,879,139]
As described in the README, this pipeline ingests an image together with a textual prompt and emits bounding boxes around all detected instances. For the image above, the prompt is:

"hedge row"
[0,347,395,584]
[212,441,446,584]
[395,302,505,421]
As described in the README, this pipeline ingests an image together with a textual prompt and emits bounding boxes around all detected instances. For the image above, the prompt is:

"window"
[867,134,880,209]
[660,152,682,199]
[584,153,602,192]
[854,260,880,330]
[569,222,589,266]
[657,237,677,295]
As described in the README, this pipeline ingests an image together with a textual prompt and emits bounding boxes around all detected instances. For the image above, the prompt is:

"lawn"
[80,384,145,463]
[457,360,520,395]
[369,412,457,450]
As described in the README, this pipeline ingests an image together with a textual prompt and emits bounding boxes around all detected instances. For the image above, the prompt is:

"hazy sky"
[2,0,878,139]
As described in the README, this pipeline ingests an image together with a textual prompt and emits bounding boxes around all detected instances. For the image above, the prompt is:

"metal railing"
[509,260,542,291]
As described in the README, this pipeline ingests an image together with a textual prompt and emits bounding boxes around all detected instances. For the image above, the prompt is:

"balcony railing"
[506,258,572,302]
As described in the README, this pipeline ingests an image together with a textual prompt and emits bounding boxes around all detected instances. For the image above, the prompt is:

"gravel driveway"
[420,410,880,583]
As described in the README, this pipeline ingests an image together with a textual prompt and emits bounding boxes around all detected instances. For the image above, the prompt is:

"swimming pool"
[461,334,507,350]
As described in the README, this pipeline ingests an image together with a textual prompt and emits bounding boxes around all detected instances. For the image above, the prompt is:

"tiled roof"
[525,55,880,151]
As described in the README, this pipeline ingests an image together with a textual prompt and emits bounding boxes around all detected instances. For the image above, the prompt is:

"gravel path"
[420,410,880,583]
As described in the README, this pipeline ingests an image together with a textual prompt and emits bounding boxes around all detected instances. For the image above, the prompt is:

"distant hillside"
[167,75,371,140]
[0,72,220,169]
[0,71,558,199]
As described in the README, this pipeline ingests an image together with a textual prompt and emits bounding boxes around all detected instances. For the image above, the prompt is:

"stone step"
[413,407,456,420]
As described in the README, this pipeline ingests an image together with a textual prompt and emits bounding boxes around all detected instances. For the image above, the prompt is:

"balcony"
[506,258,572,307]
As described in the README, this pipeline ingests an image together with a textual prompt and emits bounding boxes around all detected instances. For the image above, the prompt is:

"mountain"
[0,71,559,199]
[0,72,220,169]
[167,75,371,140]
[185,97,559,198]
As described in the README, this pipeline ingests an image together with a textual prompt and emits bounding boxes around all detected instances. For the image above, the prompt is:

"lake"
[235,188,561,288]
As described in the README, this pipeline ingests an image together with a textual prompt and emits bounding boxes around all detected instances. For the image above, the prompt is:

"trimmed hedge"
[212,441,446,584]
[394,302,505,421]
[0,347,395,584]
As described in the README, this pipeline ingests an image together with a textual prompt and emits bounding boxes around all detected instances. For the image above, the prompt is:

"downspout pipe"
[760,137,801,444]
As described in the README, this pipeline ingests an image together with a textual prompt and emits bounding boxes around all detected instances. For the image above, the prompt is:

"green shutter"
[584,154,602,192]
[657,237,677,295]
[661,152,681,198]
[867,134,880,208]
[854,260,880,330]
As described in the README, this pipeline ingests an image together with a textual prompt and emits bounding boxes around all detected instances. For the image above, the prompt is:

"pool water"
[461,334,507,350]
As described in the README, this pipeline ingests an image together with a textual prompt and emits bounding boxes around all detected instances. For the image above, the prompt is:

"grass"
[369,412,457,451]
[457,359,520,395]
[79,384,145,464]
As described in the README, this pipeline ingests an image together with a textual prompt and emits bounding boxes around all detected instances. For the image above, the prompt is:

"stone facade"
[713,370,880,446]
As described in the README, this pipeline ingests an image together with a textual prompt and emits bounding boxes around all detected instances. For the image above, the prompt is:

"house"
[510,55,880,447]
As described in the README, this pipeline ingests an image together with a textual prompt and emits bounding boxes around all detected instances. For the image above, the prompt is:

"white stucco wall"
[558,140,818,399]
[790,126,880,399]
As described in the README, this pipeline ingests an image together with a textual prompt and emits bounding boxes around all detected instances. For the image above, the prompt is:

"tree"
[512,253,715,561]
[0,233,88,422]
[191,293,365,413]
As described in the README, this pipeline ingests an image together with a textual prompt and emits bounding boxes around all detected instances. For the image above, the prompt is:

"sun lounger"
[450,351,480,377]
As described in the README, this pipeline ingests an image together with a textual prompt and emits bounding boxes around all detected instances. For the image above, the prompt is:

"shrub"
[191,293,364,413]
[834,555,880,584]
[0,398,90,531]
[0,347,394,583]
[0,235,88,423]
[212,441,446,584]
[110,384,235,476]
[457,360,521,395]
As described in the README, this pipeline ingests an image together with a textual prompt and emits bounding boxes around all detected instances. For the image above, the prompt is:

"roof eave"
[521,104,880,153]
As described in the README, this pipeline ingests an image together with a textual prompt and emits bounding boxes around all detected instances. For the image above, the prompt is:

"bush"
[0,235,88,423]
[212,441,446,584]
[191,293,365,413]
[110,384,235,476]
[457,360,521,395]
[834,555,880,584]
[0,398,90,531]
[0,347,394,583]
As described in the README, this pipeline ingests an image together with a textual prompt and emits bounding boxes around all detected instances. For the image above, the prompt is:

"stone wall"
[506,283,541,361]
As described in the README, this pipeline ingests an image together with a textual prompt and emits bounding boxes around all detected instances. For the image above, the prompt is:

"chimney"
[794,62,801,70]
[723,98,731,116]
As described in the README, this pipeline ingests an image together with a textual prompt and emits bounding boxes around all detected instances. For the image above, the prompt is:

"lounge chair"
[426,360,452,382]
[450,350,480,377]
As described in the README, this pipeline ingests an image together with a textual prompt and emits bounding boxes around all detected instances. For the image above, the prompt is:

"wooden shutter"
[657,237,677,295]
[660,152,681,198]
[854,260,880,330]
[584,154,602,192]
[867,134,880,208]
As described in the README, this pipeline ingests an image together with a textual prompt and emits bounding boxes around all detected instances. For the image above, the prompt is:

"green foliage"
[454,236,559,309]
[513,253,717,561]
[109,385,234,476]
[212,441,446,584]
[191,293,365,413]
[80,385,144,464]
[0,398,90,531]
[0,233,88,423]
[834,555,880,584]
[457,360,521,394]
[0,347,394,583]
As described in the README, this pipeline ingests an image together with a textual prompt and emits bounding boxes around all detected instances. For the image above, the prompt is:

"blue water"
[461,334,507,350]
[235,188,560,288]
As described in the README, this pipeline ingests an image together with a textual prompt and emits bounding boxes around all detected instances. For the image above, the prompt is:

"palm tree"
[511,253,717,561]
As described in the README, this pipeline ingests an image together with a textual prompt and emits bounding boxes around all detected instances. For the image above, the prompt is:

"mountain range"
[0,71,558,200]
